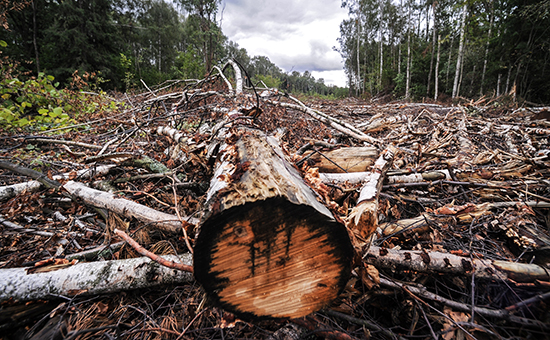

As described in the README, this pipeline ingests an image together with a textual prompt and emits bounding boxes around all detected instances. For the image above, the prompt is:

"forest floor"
[1,75,550,340]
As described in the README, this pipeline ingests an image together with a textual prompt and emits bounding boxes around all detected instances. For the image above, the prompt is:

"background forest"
[0,0,346,98]
[1,0,549,104]
[338,0,550,104]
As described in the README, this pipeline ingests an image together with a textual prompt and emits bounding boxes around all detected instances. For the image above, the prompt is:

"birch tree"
[480,0,494,95]
[452,3,468,98]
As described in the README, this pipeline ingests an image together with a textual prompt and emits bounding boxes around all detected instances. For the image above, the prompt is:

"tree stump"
[194,126,353,319]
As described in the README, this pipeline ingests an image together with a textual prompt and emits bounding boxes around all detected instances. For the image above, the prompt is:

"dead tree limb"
[0,254,193,302]
[275,100,380,144]
[114,229,193,272]
[346,146,398,241]
[61,181,194,233]
[380,277,550,330]
[0,165,115,200]
[366,246,550,283]
[0,161,62,189]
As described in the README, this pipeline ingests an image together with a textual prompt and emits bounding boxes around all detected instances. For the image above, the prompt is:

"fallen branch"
[23,137,103,150]
[0,164,114,200]
[275,100,381,144]
[0,161,62,189]
[379,277,550,330]
[0,253,193,302]
[114,229,193,272]
[62,181,195,234]
[366,246,550,283]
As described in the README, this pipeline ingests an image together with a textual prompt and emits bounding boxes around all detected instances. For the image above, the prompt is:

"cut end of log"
[194,197,353,320]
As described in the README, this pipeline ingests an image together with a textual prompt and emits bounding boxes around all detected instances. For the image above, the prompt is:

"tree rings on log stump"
[194,198,352,319]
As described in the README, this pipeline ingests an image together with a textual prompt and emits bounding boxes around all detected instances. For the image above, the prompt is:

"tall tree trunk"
[405,31,411,98]
[405,2,411,99]
[469,64,476,95]
[398,37,402,75]
[435,34,441,100]
[457,37,466,96]
[505,64,512,94]
[445,34,454,92]
[32,0,40,74]
[452,3,467,98]
[356,16,361,96]
[425,1,430,40]
[378,0,384,89]
[426,2,437,96]
[480,0,494,95]
[497,72,501,96]
[398,0,403,76]
[158,32,162,72]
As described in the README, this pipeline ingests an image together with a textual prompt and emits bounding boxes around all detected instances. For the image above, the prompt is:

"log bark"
[193,126,354,320]
[0,254,193,302]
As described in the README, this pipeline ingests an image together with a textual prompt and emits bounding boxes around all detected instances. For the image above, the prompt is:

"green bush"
[0,71,73,130]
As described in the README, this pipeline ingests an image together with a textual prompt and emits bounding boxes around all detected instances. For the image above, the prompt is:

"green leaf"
[52,107,63,116]
[38,108,49,115]
[0,40,7,47]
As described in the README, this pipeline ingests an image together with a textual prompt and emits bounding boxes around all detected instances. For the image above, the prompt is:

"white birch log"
[0,165,115,200]
[62,181,196,233]
[0,254,192,302]
[366,246,550,283]
[275,100,380,144]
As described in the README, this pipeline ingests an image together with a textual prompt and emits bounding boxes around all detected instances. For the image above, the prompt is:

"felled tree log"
[0,254,193,302]
[193,125,354,320]
[302,146,377,173]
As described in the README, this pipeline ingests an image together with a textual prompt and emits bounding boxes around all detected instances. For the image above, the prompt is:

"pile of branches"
[1,62,549,339]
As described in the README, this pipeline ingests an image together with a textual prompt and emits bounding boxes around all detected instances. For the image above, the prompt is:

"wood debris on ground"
[1,63,549,339]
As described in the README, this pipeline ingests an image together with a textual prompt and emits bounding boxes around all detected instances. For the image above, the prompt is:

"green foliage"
[0,72,73,130]
[254,74,281,89]
[0,45,122,132]
[119,53,135,90]
[172,47,205,79]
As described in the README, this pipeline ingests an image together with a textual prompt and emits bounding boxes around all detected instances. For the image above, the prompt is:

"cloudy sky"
[220,0,349,87]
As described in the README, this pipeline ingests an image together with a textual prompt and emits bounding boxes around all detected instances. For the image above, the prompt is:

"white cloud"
[220,0,348,87]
